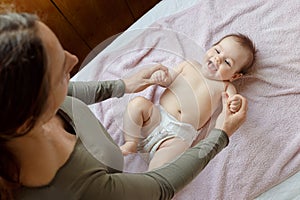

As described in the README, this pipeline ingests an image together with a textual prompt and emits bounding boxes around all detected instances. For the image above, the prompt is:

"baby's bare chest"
[160,68,225,129]
[176,67,225,101]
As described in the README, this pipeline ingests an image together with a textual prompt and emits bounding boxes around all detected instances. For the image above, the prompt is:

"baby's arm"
[225,83,242,113]
[150,62,185,87]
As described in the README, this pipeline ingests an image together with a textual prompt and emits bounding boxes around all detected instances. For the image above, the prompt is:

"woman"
[0,13,247,199]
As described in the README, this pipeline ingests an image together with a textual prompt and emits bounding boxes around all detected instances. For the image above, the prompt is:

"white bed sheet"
[72,0,300,199]
[255,171,300,199]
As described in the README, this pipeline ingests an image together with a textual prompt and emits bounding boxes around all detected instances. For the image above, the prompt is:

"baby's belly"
[160,90,215,130]
[160,91,182,121]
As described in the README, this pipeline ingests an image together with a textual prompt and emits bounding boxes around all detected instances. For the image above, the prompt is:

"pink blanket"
[77,0,300,199]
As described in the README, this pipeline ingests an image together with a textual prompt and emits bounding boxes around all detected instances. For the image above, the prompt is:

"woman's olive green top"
[18,80,229,200]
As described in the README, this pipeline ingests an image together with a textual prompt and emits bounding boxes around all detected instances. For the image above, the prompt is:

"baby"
[120,33,256,170]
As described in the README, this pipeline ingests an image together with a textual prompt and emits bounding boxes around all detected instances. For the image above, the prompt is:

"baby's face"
[202,36,250,81]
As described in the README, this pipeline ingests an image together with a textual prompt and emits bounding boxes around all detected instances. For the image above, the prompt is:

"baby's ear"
[230,73,243,82]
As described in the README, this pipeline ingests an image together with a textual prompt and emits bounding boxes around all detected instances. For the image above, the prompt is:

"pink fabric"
[78,0,300,199]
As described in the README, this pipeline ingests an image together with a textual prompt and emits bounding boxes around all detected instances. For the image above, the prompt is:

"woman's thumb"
[221,92,229,107]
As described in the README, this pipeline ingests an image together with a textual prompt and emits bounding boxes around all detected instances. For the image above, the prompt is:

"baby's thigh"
[140,104,161,137]
[158,137,190,156]
[126,96,160,136]
[148,137,190,170]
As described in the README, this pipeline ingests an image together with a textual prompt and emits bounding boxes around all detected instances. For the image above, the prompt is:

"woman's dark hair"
[0,12,49,199]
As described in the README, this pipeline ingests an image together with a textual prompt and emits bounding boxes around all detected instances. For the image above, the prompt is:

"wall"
[1,0,160,75]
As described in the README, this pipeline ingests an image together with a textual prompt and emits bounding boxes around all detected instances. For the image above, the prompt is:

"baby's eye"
[225,60,231,67]
[215,49,220,54]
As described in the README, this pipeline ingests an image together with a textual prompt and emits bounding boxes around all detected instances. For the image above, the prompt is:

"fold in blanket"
[77,0,300,199]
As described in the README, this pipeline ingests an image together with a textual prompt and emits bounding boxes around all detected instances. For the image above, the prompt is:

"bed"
[72,0,300,199]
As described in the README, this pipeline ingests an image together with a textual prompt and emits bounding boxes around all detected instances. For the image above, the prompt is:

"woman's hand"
[215,93,248,137]
[122,64,169,93]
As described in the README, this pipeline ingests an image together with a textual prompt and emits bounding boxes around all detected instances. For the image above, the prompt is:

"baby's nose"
[215,56,222,64]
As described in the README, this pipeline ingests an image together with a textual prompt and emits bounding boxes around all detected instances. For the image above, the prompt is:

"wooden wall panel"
[126,0,160,20]
[1,0,91,75]
[1,0,161,75]
[51,0,135,49]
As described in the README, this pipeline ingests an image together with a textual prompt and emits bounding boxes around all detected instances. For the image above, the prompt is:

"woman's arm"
[146,92,247,193]
[147,128,228,194]
[82,93,247,199]
[68,64,169,104]
[67,80,125,105]
[78,129,228,200]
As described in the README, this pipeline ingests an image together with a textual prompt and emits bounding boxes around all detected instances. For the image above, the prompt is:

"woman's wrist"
[114,79,126,97]
[212,128,229,138]
[211,128,229,146]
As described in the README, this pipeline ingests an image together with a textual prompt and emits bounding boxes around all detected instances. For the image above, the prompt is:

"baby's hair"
[214,33,256,74]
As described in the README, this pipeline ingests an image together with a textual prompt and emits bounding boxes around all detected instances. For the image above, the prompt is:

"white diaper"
[137,106,199,158]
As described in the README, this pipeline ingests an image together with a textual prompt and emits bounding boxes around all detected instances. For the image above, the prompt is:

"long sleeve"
[67,80,125,105]
[147,129,229,193]
[77,129,229,200]
[18,97,229,200]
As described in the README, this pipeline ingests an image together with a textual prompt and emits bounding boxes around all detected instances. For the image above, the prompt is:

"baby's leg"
[120,96,160,155]
[148,137,190,170]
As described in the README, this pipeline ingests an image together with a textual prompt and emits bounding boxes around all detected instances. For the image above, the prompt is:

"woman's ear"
[230,73,243,82]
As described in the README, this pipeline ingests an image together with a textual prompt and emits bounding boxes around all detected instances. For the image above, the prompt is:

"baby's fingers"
[229,100,240,106]
[229,104,239,112]
[229,98,241,113]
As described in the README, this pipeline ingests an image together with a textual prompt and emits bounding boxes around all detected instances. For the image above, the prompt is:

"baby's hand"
[228,95,242,113]
[150,69,171,87]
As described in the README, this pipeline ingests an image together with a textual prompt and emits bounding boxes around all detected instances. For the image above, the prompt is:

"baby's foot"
[120,141,138,155]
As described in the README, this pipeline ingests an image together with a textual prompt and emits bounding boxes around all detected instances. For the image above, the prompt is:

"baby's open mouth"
[207,60,217,71]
